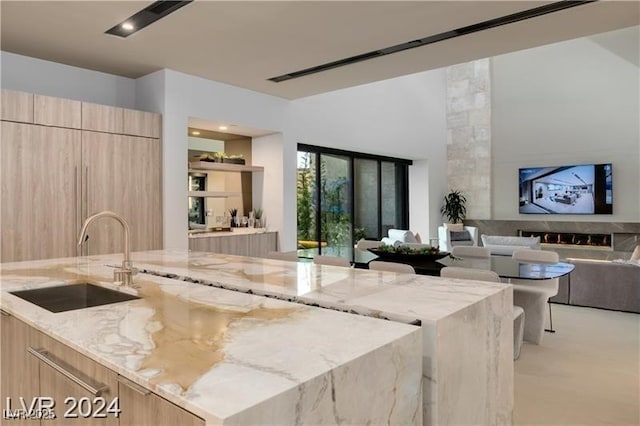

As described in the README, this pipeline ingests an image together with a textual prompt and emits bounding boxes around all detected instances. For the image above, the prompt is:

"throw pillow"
[450,230,472,241]
[415,232,422,243]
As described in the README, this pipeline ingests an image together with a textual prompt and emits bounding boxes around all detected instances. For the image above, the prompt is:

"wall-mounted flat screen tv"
[519,163,612,214]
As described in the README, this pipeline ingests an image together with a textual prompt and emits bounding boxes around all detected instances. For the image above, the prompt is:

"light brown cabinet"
[34,94,82,129]
[0,122,82,262]
[82,131,162,255]
[35,332,119,426]
[123,109,161,138]
[82,102,124,134]
[1,92,162,262]
[1,314,203,426]
[189,232,277,257]
[118,377,204,426]
[1,89,34,123]
[0,311,41,426]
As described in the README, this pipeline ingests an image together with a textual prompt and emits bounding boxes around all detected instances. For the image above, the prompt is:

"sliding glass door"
[297,144,411,260]
[354,159,379,239]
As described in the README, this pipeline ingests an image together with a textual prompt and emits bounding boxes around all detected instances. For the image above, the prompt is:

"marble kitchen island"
[0,257,422,425]
[124,250,514,426]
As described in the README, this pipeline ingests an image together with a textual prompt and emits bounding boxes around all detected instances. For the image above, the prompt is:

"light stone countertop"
[0,256,422,425]
[127,250,509,323]
[118,249,514,426]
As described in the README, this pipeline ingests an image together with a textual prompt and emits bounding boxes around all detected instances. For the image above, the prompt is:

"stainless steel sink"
[10,283,140,313]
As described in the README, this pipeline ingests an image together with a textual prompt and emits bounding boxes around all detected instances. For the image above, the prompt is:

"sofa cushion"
[481,235,541,255]
[450,230,472,241]
[381,237,401,247]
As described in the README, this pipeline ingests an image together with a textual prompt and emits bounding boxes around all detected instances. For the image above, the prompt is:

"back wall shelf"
[189,161,264,173]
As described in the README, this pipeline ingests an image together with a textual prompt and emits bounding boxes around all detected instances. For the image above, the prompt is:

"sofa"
[564,259,639,313]
[480,235,541,256]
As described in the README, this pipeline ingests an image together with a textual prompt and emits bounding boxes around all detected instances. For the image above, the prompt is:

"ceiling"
[1,1,638,99]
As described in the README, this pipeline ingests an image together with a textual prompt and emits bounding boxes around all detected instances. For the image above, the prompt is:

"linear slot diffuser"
[268,0,596,82]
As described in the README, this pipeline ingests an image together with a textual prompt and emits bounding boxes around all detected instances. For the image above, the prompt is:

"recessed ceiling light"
[191,131,200,136]
[105,1,193,38]
[218,126,228,131]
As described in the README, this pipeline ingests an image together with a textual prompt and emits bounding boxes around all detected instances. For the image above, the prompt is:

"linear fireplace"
[519,230,613,250]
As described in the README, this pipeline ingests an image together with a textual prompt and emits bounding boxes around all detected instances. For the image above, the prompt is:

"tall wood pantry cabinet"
[0,90,162,262]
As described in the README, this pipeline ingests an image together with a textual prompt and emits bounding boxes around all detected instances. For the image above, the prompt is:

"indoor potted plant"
[440,190,467,225]
[253,208,264,228]
[228,208,238,227]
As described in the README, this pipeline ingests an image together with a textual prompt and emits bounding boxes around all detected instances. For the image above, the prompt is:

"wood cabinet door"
[247,232,278,257]
[1,89,34,123]
[34,332,119,426]
[118,378,204,426]
[123,109,161,138]
[0,313,41,426]
[81,131,162,255]
[1,122,81,262]
[81,103,123,134]
[34,94,81,129]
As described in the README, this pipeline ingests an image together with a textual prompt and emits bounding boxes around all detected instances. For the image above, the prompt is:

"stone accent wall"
[445,59,491,219]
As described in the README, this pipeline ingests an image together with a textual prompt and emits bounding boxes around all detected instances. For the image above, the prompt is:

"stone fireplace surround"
[464,219,639,261]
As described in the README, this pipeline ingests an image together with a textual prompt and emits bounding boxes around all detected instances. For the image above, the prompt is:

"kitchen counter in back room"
[0,257,422,425]
[100,250,514,426]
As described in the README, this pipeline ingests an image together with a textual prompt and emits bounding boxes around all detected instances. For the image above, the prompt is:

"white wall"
[288,69,448,238]
[136,69,290,250]
[1,51,136,108]
[492,26,640,222]
[252,133,293,249]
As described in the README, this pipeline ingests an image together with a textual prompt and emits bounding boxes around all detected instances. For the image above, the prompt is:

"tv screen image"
[519,163,612,214]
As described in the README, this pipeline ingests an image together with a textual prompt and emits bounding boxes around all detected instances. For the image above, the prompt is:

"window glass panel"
[354,159,379,239]
[320,154,351,253]
[381,162,401,235]
[297,151,317,246]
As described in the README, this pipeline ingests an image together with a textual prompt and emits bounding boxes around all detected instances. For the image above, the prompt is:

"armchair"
[438,225,479,252]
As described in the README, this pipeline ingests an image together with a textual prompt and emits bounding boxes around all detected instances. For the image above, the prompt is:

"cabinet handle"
[27,347,109,397]
[84,166,89,256]
[117,375,151,396]
[75,166,80,256]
